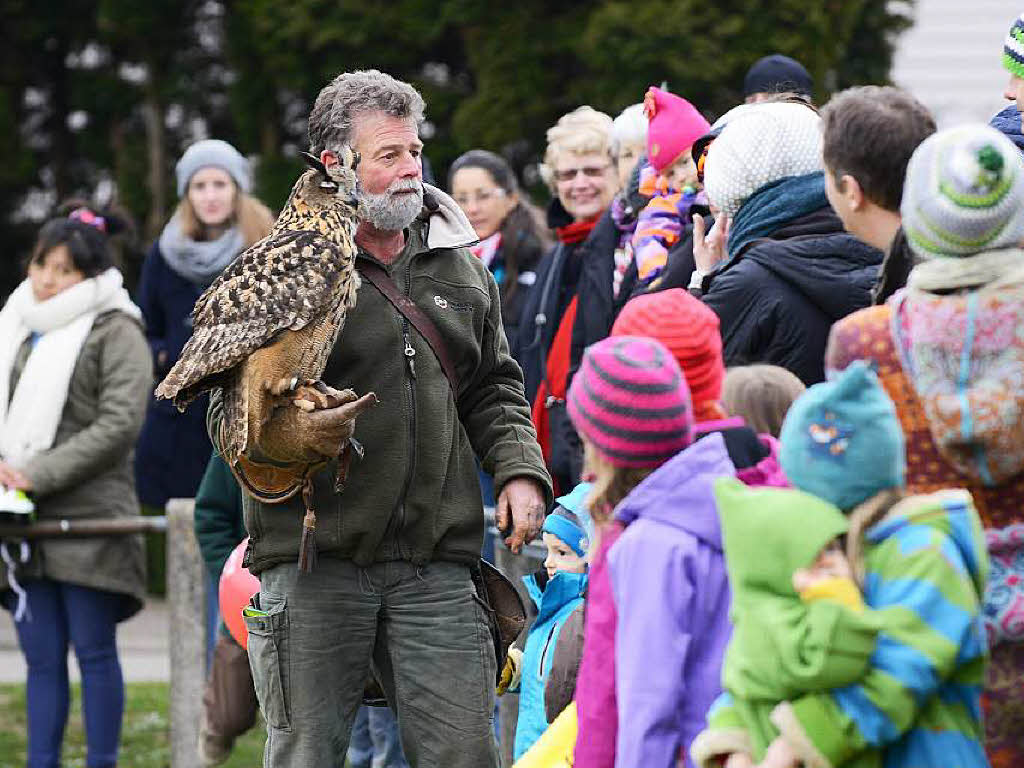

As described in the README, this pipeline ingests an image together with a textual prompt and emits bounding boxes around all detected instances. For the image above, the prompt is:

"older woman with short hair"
[519,106,620,495]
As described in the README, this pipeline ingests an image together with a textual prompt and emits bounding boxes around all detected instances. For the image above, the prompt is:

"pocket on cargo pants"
[243,593,291,732]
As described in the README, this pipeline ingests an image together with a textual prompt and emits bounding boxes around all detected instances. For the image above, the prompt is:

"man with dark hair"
[743,54,814,104]
[821,86,936,304]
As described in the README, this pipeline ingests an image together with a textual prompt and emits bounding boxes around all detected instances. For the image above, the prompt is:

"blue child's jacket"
[513,569,588,760]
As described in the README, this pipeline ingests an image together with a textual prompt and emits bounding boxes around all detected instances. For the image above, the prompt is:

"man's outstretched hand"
[496,477,546,554]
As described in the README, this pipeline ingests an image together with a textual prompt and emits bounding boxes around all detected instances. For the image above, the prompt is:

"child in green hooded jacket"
[690,479,882,768]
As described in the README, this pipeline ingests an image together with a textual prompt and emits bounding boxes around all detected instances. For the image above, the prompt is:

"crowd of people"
[3,10,1024,768]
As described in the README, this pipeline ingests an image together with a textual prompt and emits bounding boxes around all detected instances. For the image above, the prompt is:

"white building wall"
[890,0,1016,126]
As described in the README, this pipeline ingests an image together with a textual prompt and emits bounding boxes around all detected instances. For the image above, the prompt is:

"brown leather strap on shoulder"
[357,260,461,393]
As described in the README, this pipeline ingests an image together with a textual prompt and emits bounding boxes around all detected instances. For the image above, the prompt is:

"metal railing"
[2,501,545,767]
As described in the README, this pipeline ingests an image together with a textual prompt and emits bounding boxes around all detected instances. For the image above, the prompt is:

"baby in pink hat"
[632,87,711,284]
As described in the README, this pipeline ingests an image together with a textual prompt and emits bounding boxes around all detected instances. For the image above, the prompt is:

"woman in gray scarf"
[133,139,274,589]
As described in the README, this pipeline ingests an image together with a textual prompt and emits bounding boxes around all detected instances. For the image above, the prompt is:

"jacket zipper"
[538,623,558,679]
[393,256,417,554]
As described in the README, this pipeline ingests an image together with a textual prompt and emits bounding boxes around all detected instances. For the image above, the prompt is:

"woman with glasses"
[449,150,551,358]
[518,106,620,496]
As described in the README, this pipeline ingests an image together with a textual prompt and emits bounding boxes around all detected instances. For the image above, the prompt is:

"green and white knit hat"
[901,124,1024,259]
[1005,12,1024,79]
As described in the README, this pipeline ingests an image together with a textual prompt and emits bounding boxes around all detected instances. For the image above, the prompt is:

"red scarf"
[531,296,579,496]
[555,212,602,244]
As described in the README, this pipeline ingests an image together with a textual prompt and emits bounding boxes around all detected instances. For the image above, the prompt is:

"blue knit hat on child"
[779,362,906,511]
[543,483,594,558]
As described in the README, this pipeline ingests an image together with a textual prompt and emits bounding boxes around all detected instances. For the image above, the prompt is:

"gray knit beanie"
[902,124,1024,259]
[175,139,252,197]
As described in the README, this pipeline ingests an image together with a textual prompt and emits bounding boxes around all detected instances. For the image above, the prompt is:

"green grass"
[0,683,266,767]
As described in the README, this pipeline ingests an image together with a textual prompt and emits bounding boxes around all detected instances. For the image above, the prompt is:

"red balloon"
[219,538,259,650]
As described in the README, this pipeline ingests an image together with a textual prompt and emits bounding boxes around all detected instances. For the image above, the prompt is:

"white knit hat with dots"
[703,102,823,217]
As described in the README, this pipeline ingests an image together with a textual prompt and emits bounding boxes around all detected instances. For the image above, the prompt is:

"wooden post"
[493,522,546,767]
[166,498,208,768]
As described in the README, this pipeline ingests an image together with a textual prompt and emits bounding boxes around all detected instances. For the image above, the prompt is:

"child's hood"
[614,431,735,550]
[736,433,788,488]
[863,489,989,599]
[713,477,849,597]
[523,570,588,624]
[696,420,788,488]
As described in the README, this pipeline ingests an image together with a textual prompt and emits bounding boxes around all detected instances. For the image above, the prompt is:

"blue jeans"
[10,580,125,768]
[348,705,410,768]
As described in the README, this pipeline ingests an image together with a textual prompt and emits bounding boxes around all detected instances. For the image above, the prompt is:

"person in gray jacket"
[0,206,152,768]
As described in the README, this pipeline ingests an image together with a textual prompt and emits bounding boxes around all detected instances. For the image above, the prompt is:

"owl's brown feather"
[155,149,362,467]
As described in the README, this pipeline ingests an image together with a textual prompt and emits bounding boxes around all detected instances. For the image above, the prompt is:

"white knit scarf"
[0,268,141,468]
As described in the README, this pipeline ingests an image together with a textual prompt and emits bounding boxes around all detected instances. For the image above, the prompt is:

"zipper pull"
[403,334,416,377]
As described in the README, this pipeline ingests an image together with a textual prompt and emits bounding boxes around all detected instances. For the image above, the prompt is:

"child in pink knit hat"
[632,87,711,284]
[567,335,737,768]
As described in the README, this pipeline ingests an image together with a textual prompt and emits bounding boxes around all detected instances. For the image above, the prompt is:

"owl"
[155,148,364,509]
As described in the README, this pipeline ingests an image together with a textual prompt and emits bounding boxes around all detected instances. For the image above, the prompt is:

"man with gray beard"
[207,70,551,768]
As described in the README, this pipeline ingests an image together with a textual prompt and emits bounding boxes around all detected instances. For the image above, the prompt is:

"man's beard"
[358,178,424,231]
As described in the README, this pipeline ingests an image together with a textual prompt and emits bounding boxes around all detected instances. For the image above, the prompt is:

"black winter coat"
[518,204,618,406]
[494,226,547,364]
[568,211,635,380]
[701,207,883,385]
[872,227,915,305]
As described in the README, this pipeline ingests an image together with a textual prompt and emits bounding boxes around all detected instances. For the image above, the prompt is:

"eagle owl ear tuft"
[301,151,328,175]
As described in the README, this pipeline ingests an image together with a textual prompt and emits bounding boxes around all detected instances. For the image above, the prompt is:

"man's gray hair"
[308,69,426,154]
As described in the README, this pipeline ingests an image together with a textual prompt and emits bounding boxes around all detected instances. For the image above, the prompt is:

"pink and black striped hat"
[568,336,694,468]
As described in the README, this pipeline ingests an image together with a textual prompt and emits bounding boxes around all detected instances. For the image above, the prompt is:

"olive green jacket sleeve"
[23,313,152,497]
[457,269,552,508]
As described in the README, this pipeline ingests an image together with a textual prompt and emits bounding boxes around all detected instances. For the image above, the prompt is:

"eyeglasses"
[454,189,506,206]
[553,165,611,183]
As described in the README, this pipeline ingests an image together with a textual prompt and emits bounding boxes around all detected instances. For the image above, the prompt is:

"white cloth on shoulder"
[0,268,141,468]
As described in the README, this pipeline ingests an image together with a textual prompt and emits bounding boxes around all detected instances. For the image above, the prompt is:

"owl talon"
[268,376,300,396]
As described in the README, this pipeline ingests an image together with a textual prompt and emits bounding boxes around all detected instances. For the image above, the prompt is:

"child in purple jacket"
[567,336,736,768]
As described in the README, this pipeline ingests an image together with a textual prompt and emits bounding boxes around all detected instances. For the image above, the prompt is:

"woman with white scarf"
[133,140,274,592]
[0,207,152,768]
